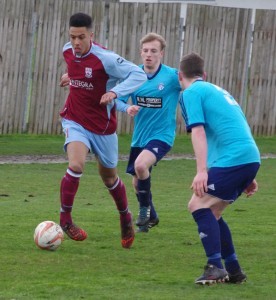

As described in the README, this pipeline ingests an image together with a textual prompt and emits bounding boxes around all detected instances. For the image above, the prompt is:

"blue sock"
[135,193,141,208]
[137,177,151,207]
[192,208,223,269]
[149,192,158,219]
[136,192,157,219]
[218,217,241,274]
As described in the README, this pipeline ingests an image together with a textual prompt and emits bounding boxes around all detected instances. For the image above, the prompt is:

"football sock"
[108,177,129,216]
[60,168,82,227]
[149,192,158,219]
[192,208,223,269]
[135,193,141,207]
[137,176,151,208]
[218,217,241,274]
[135,192,157,219]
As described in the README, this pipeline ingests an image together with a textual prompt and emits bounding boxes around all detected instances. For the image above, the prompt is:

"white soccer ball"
[34,221,64,251]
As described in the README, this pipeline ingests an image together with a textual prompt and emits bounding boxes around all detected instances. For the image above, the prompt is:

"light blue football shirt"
[180,80,260,168]
[117,64,182,147]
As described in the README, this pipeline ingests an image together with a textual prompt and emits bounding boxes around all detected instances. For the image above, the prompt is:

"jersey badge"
[117,57,124,64]
[85,67,93,78]
[158,83,165,91]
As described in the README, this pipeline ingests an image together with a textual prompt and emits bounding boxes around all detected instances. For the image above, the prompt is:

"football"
[34,221,64,251]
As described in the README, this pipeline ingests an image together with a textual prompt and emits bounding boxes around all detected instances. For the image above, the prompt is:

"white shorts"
[62,119,118,168]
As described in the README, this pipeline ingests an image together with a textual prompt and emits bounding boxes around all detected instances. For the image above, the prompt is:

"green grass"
[0,133,276,299]
[0,134,275,156]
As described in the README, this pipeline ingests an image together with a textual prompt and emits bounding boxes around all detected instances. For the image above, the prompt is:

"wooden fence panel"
[0,0,34,133]
[107,2,182,134]
[24,0,181,135]
[183,4,252,105]
[0,1,275,136]
[247,10,276,136]
[28,0,109,134]
[178,4,253,134]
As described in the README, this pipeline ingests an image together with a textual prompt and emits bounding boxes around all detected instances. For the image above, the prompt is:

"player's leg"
[131,174,159,233]
[126,147,157,232]
[132,175,159,221]
[217,217,247,284]
[134,140,171,228]
[210,199,244,282]
[98,163,129,213]
[60,141,89,241]
[60,120,90,241]
[134,149,156,226]
[92,132,134,248]
[61,141,88,223]
[98,163,134,248]
[215,163,260,284]
[188,193,229,284]
[189,163,260,284]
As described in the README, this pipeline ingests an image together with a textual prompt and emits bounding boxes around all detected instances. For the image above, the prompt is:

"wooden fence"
[247,9,276,136]
[0,0,275,135]
[179,4,253,132]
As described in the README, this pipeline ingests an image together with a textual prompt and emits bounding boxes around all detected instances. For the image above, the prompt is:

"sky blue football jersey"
[117,64,182,147]
[180,80,260,168]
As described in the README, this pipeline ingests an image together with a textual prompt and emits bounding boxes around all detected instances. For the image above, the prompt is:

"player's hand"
[60,73,70,87]
[191,170,208,198]
[243,179,258,197]
[126,105,140,117]
[100,91,117,105]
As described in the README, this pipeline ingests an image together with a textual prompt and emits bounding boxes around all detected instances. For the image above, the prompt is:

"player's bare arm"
[191,126,208,198]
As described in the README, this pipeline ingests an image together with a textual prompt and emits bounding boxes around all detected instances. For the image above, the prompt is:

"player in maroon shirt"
[59,12,147,248]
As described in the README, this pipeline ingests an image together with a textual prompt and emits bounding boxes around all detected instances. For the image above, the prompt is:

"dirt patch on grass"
[0,153,274,164]
[0,154,196,164]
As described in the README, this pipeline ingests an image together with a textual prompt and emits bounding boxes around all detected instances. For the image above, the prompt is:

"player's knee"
[134,160,147,176]
[102,175,118,188]
[68,161,84,173]
[187,196,203,213]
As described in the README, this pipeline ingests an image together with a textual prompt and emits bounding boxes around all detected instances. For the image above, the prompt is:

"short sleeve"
[172,69,182,91]
[181,89,205,131]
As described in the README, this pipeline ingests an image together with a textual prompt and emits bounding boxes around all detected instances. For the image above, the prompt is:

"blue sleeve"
[172,68,182,91]
[181,89,205,131]
[103,53,147,98]
[63,42,72,53]
[116,98,131,112]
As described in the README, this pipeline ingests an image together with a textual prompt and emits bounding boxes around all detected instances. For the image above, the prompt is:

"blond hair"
[140,33,166,50]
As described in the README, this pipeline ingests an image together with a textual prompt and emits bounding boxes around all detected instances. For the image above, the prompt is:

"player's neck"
[190,77,203,85]
[144,64,161,75]
[74,42,92,58]
[183,77,202,89]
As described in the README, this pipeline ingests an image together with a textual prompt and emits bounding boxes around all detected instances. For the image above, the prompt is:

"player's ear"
[203,71,207,81]
[178,71,185,89]
[178,71,184,82]
[90,31,94,41]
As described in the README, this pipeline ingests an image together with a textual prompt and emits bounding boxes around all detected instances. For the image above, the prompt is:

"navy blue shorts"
[207,162,260,202]
[126,140,171,175]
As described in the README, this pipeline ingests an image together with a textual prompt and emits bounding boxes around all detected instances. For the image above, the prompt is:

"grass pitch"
[0,135,275,299]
